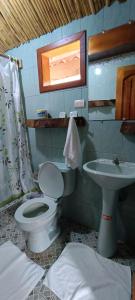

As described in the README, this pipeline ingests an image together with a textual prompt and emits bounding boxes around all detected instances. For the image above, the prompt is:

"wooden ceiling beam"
[105,0,111,6]
[87,0,96,14]
[0,0,128,53]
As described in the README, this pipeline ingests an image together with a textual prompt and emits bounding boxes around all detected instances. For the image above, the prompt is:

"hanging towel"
[43,242,131,300]
[63,117,82,169]
[0,241,45,300]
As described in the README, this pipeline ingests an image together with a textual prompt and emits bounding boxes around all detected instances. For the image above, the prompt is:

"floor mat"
[44,242,131,300]
[0,241,45,300]
[70,231,135,271]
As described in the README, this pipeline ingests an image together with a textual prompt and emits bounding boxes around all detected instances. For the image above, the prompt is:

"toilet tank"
[53,162,76,196]
[39,162,76,197]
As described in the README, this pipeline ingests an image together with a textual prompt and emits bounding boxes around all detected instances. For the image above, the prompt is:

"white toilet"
[14,161,75,253]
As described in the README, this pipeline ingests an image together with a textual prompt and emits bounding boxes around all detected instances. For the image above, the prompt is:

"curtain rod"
[0,53,23,69]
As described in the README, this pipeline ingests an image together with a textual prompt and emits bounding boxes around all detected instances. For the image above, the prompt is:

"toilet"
[14,161,75,253]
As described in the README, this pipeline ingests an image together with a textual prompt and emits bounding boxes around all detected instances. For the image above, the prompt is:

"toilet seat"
[15,197,57,228]
[15,162,64,229]
[14,162,67,252]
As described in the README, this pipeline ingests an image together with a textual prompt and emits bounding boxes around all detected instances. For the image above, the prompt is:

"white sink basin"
[83,159,135,258]
[83,159,135,190]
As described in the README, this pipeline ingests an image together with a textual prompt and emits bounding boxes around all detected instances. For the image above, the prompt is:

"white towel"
[0,241,45,300]
[63,117,82,169]
[43,242,131,300]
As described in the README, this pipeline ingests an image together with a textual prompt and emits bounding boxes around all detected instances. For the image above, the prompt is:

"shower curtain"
[0,57,35,206]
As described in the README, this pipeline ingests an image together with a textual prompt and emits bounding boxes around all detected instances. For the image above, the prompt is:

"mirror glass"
[88,52,135,120]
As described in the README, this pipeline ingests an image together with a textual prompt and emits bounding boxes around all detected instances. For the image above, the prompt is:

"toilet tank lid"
[52,162,71,173]
[38,162,64,199]
[39,162,71,173]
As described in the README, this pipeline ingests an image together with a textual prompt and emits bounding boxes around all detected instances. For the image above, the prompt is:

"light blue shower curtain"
[0,57,35,206]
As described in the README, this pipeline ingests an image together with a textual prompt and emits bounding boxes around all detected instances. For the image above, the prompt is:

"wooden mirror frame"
[37,31,86,93]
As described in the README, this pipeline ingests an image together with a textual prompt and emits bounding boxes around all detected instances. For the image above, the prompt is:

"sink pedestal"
[97,188,118,258]
[83,159,135,258]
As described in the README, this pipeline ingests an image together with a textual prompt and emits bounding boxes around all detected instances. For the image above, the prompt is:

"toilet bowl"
[15,161,75,253]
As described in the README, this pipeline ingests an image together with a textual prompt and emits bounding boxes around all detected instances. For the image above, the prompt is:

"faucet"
[113,157,120,165]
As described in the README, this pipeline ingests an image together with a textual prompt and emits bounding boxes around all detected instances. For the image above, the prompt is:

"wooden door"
[115,65,135,120]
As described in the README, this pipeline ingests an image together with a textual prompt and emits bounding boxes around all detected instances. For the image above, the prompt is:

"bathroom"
[0,0,135,299]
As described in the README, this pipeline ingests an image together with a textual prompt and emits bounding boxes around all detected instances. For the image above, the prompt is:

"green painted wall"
[7,0,135,244]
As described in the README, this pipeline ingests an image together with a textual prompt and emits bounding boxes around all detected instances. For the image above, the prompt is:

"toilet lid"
[38,162,64,199]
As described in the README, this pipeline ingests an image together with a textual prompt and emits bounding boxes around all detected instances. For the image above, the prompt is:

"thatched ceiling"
[0,0,126,53]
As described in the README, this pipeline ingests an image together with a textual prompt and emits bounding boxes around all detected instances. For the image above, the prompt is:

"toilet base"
[27,225,60,253]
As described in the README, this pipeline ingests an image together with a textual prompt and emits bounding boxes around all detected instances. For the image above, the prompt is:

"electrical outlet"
[74,99,85,108]
[59,112,66,118]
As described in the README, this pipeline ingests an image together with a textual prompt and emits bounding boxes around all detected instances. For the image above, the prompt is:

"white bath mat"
[70,231,135,270]
[43,242,131,300]
[0,241,45,300]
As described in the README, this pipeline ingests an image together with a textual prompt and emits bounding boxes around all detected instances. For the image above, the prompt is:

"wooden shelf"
[25,117,86,128]
[88,99,115,108]
[88,22,135,62]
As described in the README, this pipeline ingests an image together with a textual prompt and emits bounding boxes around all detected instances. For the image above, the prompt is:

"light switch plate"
[74,99,85,108]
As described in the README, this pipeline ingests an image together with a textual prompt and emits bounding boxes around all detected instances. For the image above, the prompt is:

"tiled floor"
[0,201,89,300]
[0,200,135,299]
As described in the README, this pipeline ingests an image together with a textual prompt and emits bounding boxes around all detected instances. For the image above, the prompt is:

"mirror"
[88,23,135,121]
[88,52,135,121]
[37,31,86,93]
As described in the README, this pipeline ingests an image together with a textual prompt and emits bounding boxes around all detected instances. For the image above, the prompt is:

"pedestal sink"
[83,159,135,258]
